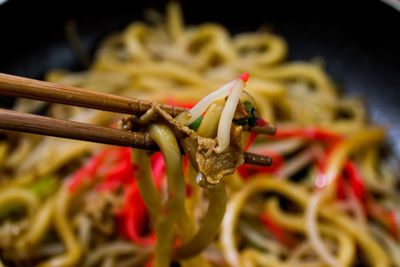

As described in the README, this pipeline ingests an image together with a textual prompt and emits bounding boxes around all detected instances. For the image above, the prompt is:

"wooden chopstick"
[0,108,272,166]
[0,73,276,135]
[0,73,185,117]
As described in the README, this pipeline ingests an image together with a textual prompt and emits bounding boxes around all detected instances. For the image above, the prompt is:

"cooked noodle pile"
[0,2,399,267]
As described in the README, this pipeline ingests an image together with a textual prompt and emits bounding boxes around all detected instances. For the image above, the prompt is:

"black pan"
[1,0,400,159]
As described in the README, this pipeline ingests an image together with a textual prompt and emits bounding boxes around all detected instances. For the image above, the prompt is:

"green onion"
[0,175,59,219]
[233,102,258,127]
[244,101,253,113]
[233,117,250,126]
[30,175,59,198]
[189,116,203,131]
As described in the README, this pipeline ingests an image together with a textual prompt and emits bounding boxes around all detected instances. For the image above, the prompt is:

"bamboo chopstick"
[0,73,276,135]
[0,73,185,117]
[0,108,271,166]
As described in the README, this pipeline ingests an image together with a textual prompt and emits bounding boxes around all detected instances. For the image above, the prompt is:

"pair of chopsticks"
[0,73,276,166]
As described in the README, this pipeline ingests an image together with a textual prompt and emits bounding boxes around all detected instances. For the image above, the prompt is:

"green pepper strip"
[189,116,204,131]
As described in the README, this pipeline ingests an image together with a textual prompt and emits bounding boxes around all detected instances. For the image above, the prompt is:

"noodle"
[265,198,355,267]
[148,123,186,267]
[220,177,309,266]
[0,2,397,267]
[83,241,149,267]
[173,181,226,259]
[38,187,82,267]
[16,198,53,250]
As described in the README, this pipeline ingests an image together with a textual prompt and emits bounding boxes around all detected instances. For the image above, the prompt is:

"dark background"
[0,0,399,155]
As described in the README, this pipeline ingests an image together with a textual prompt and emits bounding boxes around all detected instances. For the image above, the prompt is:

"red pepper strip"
[366,199,399,240]
[388,211,399,240]
[145,258,154,267]
[166,97,197,109]
[314,137,367,200]
[314,141,344,189]
[330,159,398,240]
[330,161,367,202]
[237,72,250,82]
[265,126,398,240]
[183,156,188,174]
[256,117,268,127]
[150,152,166,184]
[326,157,398,240]
[343,161,366,201]
[186,184,193,198]
[115,151,166,245]
[67,148,115,193]
[243,117,268,152]
[67,147,165,245]
[115,182,156,246]
[89,148,133,191]
[336,173,347,201]
[95,157,133,191]
[273,127,342,142]
[238,149,284,179]
[260,213,297,248]
[334,162,367,217]
[244,132,258,152]
[240,118,277,177]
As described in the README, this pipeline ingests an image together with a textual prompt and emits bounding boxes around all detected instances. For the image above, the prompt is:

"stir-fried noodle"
[0,2,398,267]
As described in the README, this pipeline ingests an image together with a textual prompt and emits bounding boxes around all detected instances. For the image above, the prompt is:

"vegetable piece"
[233,101,257,127]
[116,152,165,246]
[115,182,156,246]
[216,79,245,153]
[66,146,167,246]
[273,127,342,141]
[343,161,366,201]
[185,73,249,126]
[244,132,258,151]
[185,80,236,125]
[0,175,58,219]
[189,116,203,131]
[165,97,197,109]
[145,258,154,267]
[29,175,59,198]
[366,199,399,240]
[237,72,250,82]
[260,213,297,248]
[67,148,115,193]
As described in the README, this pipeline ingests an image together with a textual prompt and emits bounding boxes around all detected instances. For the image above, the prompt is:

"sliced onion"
[185,80,236,125]
[215,79,244,153]
[277,148,315,178]
[238,221,288,255]
[249,138,304,155]
[306,192,344,267]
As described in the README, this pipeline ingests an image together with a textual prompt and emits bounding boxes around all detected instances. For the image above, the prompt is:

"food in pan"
[0,2,398,267]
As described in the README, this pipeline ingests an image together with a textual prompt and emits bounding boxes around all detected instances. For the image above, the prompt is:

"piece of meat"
[118,103,245,184]
[156,105,244,184]
[196,125,244,184]
[81,190,123,235]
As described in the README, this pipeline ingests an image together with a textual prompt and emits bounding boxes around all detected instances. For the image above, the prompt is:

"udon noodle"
[0,2,399,267]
